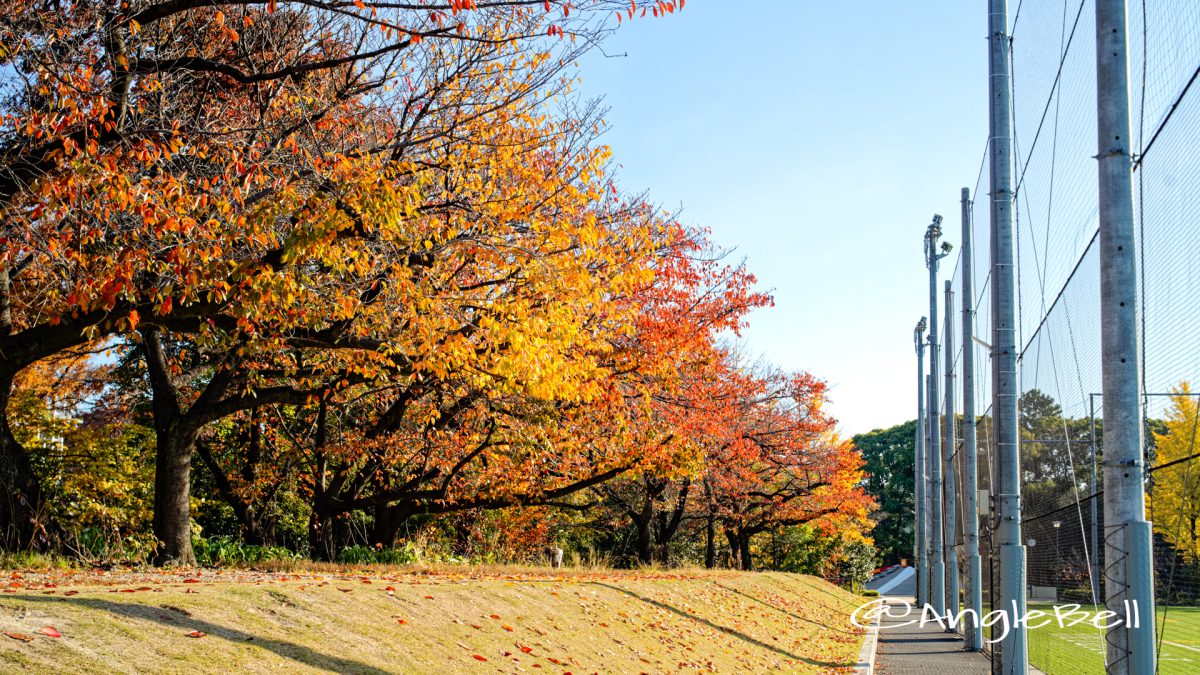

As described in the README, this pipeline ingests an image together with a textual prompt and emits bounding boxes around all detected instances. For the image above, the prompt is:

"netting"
[933,2,1200,672]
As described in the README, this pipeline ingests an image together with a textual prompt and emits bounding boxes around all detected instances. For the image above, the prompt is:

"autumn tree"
[1,0,682,560]
[1150,384,1200,562]
[5,348,155,556]
[703,368,872,571]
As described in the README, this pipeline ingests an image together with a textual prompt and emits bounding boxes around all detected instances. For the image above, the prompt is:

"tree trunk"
[454,510,477,557]
[0,379,55,552]
[309,500,337,562]
[635,514,653,566]
[0,264,55,552]
[371,500,404,549]
[654,479,689,567]
[142,329,196,566]
[153,425,198,565]
[195,440,265,546]
[704,513,716,569]
[739,531,753,571]
[724,528,739,569]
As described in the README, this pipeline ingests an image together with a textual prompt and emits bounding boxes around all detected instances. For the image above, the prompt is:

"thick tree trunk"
[0,264,54,552]
[635,514,653,566]
[371,499,407,549]
[308,500,337,562]
[153,425,198,565]
[0,380,55,552]
[724,529,739,569]
[142,329,196,566]
[739,531,753,571]
[653,479,689,567]
[721,529,753,571]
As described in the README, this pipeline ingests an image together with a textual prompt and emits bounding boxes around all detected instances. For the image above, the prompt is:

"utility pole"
[943,280,960,623]
[988,0,1027,672]
[925,215,950,617]
[1096,0,1156,671]
[915,318,929,608]
[960,188,984,651]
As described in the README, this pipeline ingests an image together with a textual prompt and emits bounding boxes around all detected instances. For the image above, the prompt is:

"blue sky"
[576,1,989,436]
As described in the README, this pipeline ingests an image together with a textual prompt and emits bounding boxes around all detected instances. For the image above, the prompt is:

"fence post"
[1090,394,1102,605]
[916,319,929,608]
[943,280,960,622]
[988,0,1027,671]
[960,187,984,651]
[1095,0,1156,671]
[926,216,948,617]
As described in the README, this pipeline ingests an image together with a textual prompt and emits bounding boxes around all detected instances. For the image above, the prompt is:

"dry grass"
[0,566,867,673]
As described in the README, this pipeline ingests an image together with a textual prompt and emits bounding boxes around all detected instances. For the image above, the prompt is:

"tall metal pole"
[926,216,948,616]
[988,0,1027,671]
[916,319,929,607]
[961,188,983,651]
[926,377,935,605]
[943,280,961,622]
[1089,394,1102,605]
[1096,1,1156,671]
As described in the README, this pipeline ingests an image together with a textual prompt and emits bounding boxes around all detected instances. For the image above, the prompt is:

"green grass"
[985,603,1200,674]
[0,567,867,673]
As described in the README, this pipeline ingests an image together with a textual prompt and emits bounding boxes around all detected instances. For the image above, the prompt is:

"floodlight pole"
[915,319,929,608]
[960,188,983,651]
[926,215,949,617]
[926,374,935,605]
[988,0,1027,671]
[1095,0,1156,671]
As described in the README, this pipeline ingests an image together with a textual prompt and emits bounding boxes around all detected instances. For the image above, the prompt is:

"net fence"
[933,2,1200,672]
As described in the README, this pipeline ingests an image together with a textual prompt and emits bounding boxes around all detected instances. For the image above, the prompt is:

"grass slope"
[0,567,865,674]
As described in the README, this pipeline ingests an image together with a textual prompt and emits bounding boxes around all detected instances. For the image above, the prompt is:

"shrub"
[192,535,301,566]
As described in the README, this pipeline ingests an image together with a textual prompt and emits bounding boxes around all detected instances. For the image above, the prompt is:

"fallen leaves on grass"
[186,631,207,638]
[39,626,62,638]
[5,632,34,642]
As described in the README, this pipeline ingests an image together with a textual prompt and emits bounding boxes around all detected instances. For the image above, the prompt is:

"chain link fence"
[937,2,1200,671]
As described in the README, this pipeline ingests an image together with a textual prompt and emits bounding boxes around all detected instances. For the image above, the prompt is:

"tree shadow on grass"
[590,582,855,670]
[708,580,860,636]
[15,594,392,675]
[757,573,860,612]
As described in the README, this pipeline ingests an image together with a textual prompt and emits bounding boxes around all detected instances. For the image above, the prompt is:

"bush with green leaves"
[192,535,301,566]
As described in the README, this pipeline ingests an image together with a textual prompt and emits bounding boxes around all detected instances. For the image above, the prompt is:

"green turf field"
[983,604,1200,674]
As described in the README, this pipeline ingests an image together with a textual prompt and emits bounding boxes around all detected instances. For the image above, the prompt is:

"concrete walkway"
[864,569,991,673]
[874,595,991,673]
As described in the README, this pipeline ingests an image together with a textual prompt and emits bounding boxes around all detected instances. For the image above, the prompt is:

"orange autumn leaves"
[1,0,871,566]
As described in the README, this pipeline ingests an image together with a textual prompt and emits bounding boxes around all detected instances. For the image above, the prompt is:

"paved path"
[866,566,914,595]
[863,569,990,674]
[872,595,991,674]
